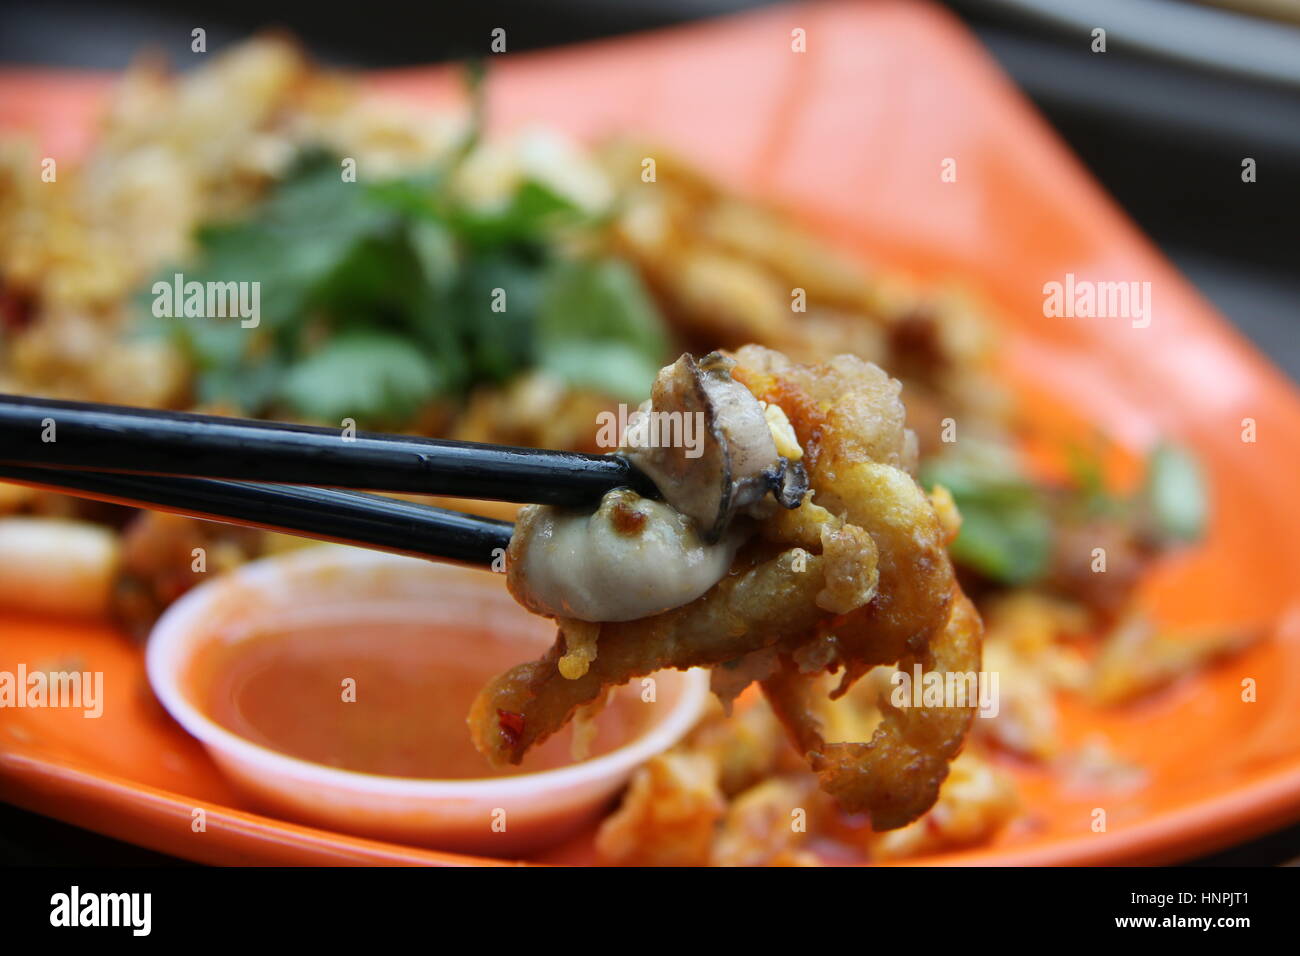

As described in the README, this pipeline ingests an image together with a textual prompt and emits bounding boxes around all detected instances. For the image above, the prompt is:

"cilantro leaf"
[191,151,395,332]
[921,455,1053,586]
[536,259,667,402]
[447,179,585,248]
[277,333,442,425]
[134,123,671,428]
[1141,442,1207,543]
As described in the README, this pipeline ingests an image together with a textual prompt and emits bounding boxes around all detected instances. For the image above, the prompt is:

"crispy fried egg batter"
[470,345,982,830]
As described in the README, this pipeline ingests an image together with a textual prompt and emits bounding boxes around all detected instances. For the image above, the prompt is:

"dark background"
[1,0,1297,865]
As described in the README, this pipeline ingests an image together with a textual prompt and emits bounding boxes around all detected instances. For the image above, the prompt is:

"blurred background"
[2,0,1298,381]
[1,0,1297,864]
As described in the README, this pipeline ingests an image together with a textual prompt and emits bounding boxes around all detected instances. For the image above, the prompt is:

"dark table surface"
[1,0,1297,865]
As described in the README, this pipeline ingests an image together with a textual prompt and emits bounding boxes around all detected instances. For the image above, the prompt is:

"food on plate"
[595,674,1017,866]
[0,38,1263,863]
[0,516,121,618]
[475,344,978,830]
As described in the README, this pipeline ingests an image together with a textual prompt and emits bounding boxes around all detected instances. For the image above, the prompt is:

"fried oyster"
[469,345,982,830]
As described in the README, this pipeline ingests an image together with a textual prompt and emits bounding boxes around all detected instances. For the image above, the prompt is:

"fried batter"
[1089,611,1263,707]
[470,547,829,765]
[731,345,955,693]
[862,748,1018,860]
[594,751,725,866]
[763,592,981,830]
[473,346,981,830]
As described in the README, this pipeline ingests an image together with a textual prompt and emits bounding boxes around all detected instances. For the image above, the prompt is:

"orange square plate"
[2,0,1299,866]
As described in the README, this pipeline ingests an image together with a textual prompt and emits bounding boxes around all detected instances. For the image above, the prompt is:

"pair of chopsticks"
[0,395,659,567]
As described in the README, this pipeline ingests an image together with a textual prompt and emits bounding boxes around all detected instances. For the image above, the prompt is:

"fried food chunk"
[110,510,266,640]
[973,592,1088,759]
[1089,611,1263,706]
[594,751,725,866]
[864,748,1019,860]
[596,699,813,866]
[729,346,956,692]
[470,548,830,765]
[474,346,980,830]
[710,776,823,867]
[598,142,1011,460]
[762,591,981,830]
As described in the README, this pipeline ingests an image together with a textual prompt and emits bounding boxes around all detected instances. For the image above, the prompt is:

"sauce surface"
[192,617,647,779]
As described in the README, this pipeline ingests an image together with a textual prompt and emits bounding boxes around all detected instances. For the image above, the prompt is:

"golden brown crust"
[473,346,980,830]
[730,346,956,693]
[762,591,981,830]
[470,548,829,766]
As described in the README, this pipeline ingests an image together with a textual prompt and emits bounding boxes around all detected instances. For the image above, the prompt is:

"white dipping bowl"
[146,545,710,857]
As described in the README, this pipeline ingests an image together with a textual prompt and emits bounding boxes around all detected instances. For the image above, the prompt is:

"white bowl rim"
[145,546,711,800]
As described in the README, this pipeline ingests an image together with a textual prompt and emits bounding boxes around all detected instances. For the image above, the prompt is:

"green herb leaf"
[1142,442,1207,543]
[947,498,1054,586]
[448,179,584,248]
[921,455,1053,586]
[134,128,671,428]
[536,259,667,402]
[1063,440,1120,518]
[452,59,488,164]
[277,333,442,425]
[452,251,542,384]
[191,151,395,331]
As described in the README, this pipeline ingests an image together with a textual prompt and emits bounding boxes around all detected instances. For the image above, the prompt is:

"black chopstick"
[0,394,658,506]
[0,463,514,567]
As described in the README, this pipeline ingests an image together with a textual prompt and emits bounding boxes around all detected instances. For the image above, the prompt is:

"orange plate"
[2,0,1299,866]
